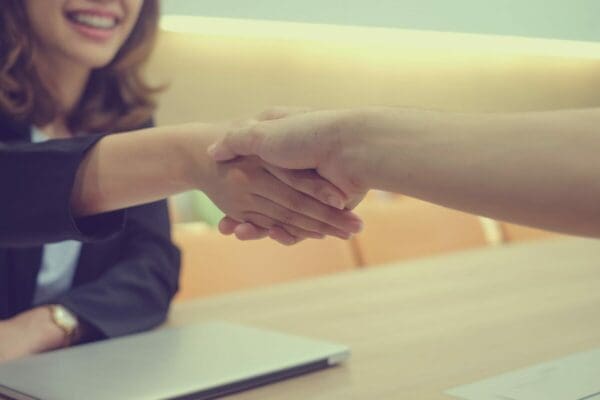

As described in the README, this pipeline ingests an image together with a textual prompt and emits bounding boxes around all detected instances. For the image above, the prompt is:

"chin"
[67,47,119,69]
[83,56,117,69]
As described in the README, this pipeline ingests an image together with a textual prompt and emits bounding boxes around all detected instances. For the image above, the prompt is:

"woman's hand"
[201,156,364,245]
[211,108,369,243]
[201,107,367,245]
[73,112,364,245]
[0,307,65,363]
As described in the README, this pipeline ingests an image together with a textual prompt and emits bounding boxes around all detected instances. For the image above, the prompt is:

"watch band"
[48,305,80,347]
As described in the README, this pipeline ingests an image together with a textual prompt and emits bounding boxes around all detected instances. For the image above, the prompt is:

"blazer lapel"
[0,114,37,317]
[72,243,94,286]
[7,247,43,316]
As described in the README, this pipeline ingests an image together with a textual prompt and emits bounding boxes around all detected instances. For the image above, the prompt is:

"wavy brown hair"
[0,0,161,134]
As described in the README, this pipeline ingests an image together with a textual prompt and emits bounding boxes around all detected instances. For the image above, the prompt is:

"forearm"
[59,277,175,339]
[0,307,66,360]
[71,124,222,216]
[59,200,180,339]
[354,107,600,237]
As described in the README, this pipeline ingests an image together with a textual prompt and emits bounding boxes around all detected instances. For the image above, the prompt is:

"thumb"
[207,124,264,162]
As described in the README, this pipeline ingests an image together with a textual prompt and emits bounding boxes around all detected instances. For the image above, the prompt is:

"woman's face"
[25,0,144,69]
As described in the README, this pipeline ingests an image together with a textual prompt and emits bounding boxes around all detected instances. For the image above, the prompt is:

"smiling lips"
[65,10,122,41]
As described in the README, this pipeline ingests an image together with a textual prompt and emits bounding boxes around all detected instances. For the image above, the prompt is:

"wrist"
[343,107,446,193]
[12,307,67,354]
[330,108,385,192]
[169,123,226,192]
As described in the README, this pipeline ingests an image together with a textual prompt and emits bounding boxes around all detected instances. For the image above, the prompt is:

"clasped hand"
[204,108,365,245]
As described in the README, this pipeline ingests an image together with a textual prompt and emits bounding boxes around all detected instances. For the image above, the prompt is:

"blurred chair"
[352,196,487,267]
[171,223,358,300]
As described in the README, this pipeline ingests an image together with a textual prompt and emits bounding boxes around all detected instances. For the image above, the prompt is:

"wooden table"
[169,238,600,399]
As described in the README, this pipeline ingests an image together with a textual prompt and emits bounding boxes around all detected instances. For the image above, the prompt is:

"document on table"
[446,348,600,400]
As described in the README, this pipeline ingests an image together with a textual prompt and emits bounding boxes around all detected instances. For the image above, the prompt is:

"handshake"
[79,105,599,247]
[201,107,374,246]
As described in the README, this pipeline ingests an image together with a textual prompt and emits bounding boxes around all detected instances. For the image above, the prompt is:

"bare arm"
[211,107,600,237]
[70,124,203,216]
[354,107,600,237]
[0,124,213,245]
[70,122,360,243]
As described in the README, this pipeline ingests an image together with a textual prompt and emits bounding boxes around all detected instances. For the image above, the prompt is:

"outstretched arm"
[1,120,359,246]
[210,107,600,238]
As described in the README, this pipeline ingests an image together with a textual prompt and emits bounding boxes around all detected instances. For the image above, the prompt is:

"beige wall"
[146,26,600,126]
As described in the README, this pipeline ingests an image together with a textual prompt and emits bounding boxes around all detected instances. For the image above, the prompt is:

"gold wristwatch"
[48,305,80,346]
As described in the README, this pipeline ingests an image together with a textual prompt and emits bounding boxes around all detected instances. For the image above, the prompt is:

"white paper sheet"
[446,348,600,400]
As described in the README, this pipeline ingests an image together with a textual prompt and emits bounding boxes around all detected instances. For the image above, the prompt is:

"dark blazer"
[0,112,181,340]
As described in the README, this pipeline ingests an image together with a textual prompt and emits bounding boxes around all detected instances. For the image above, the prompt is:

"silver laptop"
[0,322,349,400]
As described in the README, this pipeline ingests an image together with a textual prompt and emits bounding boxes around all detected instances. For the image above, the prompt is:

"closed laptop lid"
[0,322,349,400]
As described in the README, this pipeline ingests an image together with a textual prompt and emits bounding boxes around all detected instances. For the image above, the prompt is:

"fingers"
[220,217,296,244]
[241,212,324,239]
[240,212,324,245]
[234,224,270,240]
[222,214,335,246]
[220,213,322,244]
[218,216,240,235]
[220,217,271,241]
[252,223,311,246]
[249,195,356,240]
[222,218,318,246]
[220,215,272,241]
[262,165,347,210]
[213,156,359,244]
[268,226,304,246]
[252,172,363,235]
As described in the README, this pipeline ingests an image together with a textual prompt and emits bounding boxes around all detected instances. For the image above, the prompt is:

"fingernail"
[347,219,364,234]
[326,195,345,210]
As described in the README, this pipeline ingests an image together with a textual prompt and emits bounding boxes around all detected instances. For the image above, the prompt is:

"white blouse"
[31,127,83,305]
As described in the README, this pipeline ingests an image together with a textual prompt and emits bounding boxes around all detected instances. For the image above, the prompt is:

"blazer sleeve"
[56,199,181,339]
[0,135,125,247]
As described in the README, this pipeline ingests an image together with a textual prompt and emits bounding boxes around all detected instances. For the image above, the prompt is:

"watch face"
[54,306,78,330]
